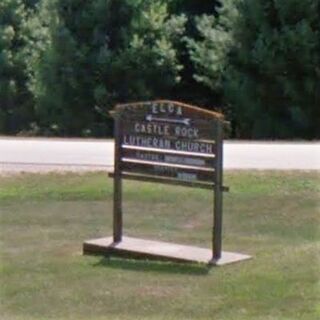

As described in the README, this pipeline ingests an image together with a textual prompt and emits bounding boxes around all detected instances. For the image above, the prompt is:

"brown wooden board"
[83,237,251,266]
[121,146,216,168]
[114,100,224,123]
[108,172,229,191]
[122,120,218,141]
[112,113,123,242]
[122,134,216,155]
[213,120,223,259]
[121,158,215,183]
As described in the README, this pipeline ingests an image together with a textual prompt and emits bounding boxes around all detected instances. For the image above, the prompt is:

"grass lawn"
[0,171,319,320]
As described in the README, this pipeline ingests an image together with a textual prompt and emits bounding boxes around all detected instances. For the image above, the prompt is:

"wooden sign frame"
[83,100,251,266]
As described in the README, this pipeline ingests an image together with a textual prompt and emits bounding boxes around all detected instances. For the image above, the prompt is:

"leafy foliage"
[0,0,34,134]
[226,0,320,138]
[1,0,319,138]
[232,0,320,138]
[169,0,222,108]
[187,0,237,92]
[189,0,320,138]
[28,0,185,136]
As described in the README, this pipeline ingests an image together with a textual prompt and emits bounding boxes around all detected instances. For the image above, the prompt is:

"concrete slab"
[83,236,251,266]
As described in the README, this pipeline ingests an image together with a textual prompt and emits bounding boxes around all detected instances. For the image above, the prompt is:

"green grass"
[0,171,319,320]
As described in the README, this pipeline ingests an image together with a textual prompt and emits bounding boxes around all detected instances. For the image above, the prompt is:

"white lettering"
[168,103,175,113]
[150,103,184,117]
[134,122,170,136]
[174,126,199,139]
[160,103,166,113]
[124,135,213,154]
[136,152,160,162]
[123,135,172,149]
[152,104,158,114]
[174,140,214,154]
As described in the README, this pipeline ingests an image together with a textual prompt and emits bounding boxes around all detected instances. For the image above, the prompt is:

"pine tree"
[28,0,96,136]
[228,0,320,138]
[169,0,222,107]
[186,0,236,93]
[31,0,185,136]
[0,0,34,134]
[187,0,320,138]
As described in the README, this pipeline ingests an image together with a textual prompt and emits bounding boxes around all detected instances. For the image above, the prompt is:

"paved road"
[0,137,319,174]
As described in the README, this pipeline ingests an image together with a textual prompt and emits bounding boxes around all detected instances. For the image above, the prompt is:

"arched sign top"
[112,100,224,122]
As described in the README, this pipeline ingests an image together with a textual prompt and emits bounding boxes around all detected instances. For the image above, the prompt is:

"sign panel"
[113,100,222,186]
[109,100,226,260]
[121,158,215,182]
[122,146,216,168]
[122,135,216,154]
[122,120,217,140]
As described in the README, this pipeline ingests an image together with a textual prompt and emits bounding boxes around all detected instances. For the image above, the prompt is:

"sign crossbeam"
[121,145,217,158]
[121,158,215,172]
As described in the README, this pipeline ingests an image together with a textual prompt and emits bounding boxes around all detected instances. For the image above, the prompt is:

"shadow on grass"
[94,256,210,276]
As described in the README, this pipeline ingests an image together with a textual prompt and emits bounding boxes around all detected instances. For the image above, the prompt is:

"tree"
[187,0,236,93]
[226,0,320,138]
[169,0,222,108]
[0,0,34,134]
[188,0,320,138]
[28,0,96,136]
[96,1,186,103]
[185,0,237,117]
[30,0,185,136]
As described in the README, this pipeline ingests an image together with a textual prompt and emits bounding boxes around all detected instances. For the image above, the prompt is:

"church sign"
[83,101,251,266]
[112,100,224,190]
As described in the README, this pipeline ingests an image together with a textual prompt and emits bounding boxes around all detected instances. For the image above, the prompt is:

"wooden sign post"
[83,101,251,266]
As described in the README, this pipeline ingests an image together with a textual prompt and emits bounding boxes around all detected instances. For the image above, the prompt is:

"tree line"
[1,0,319,139]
